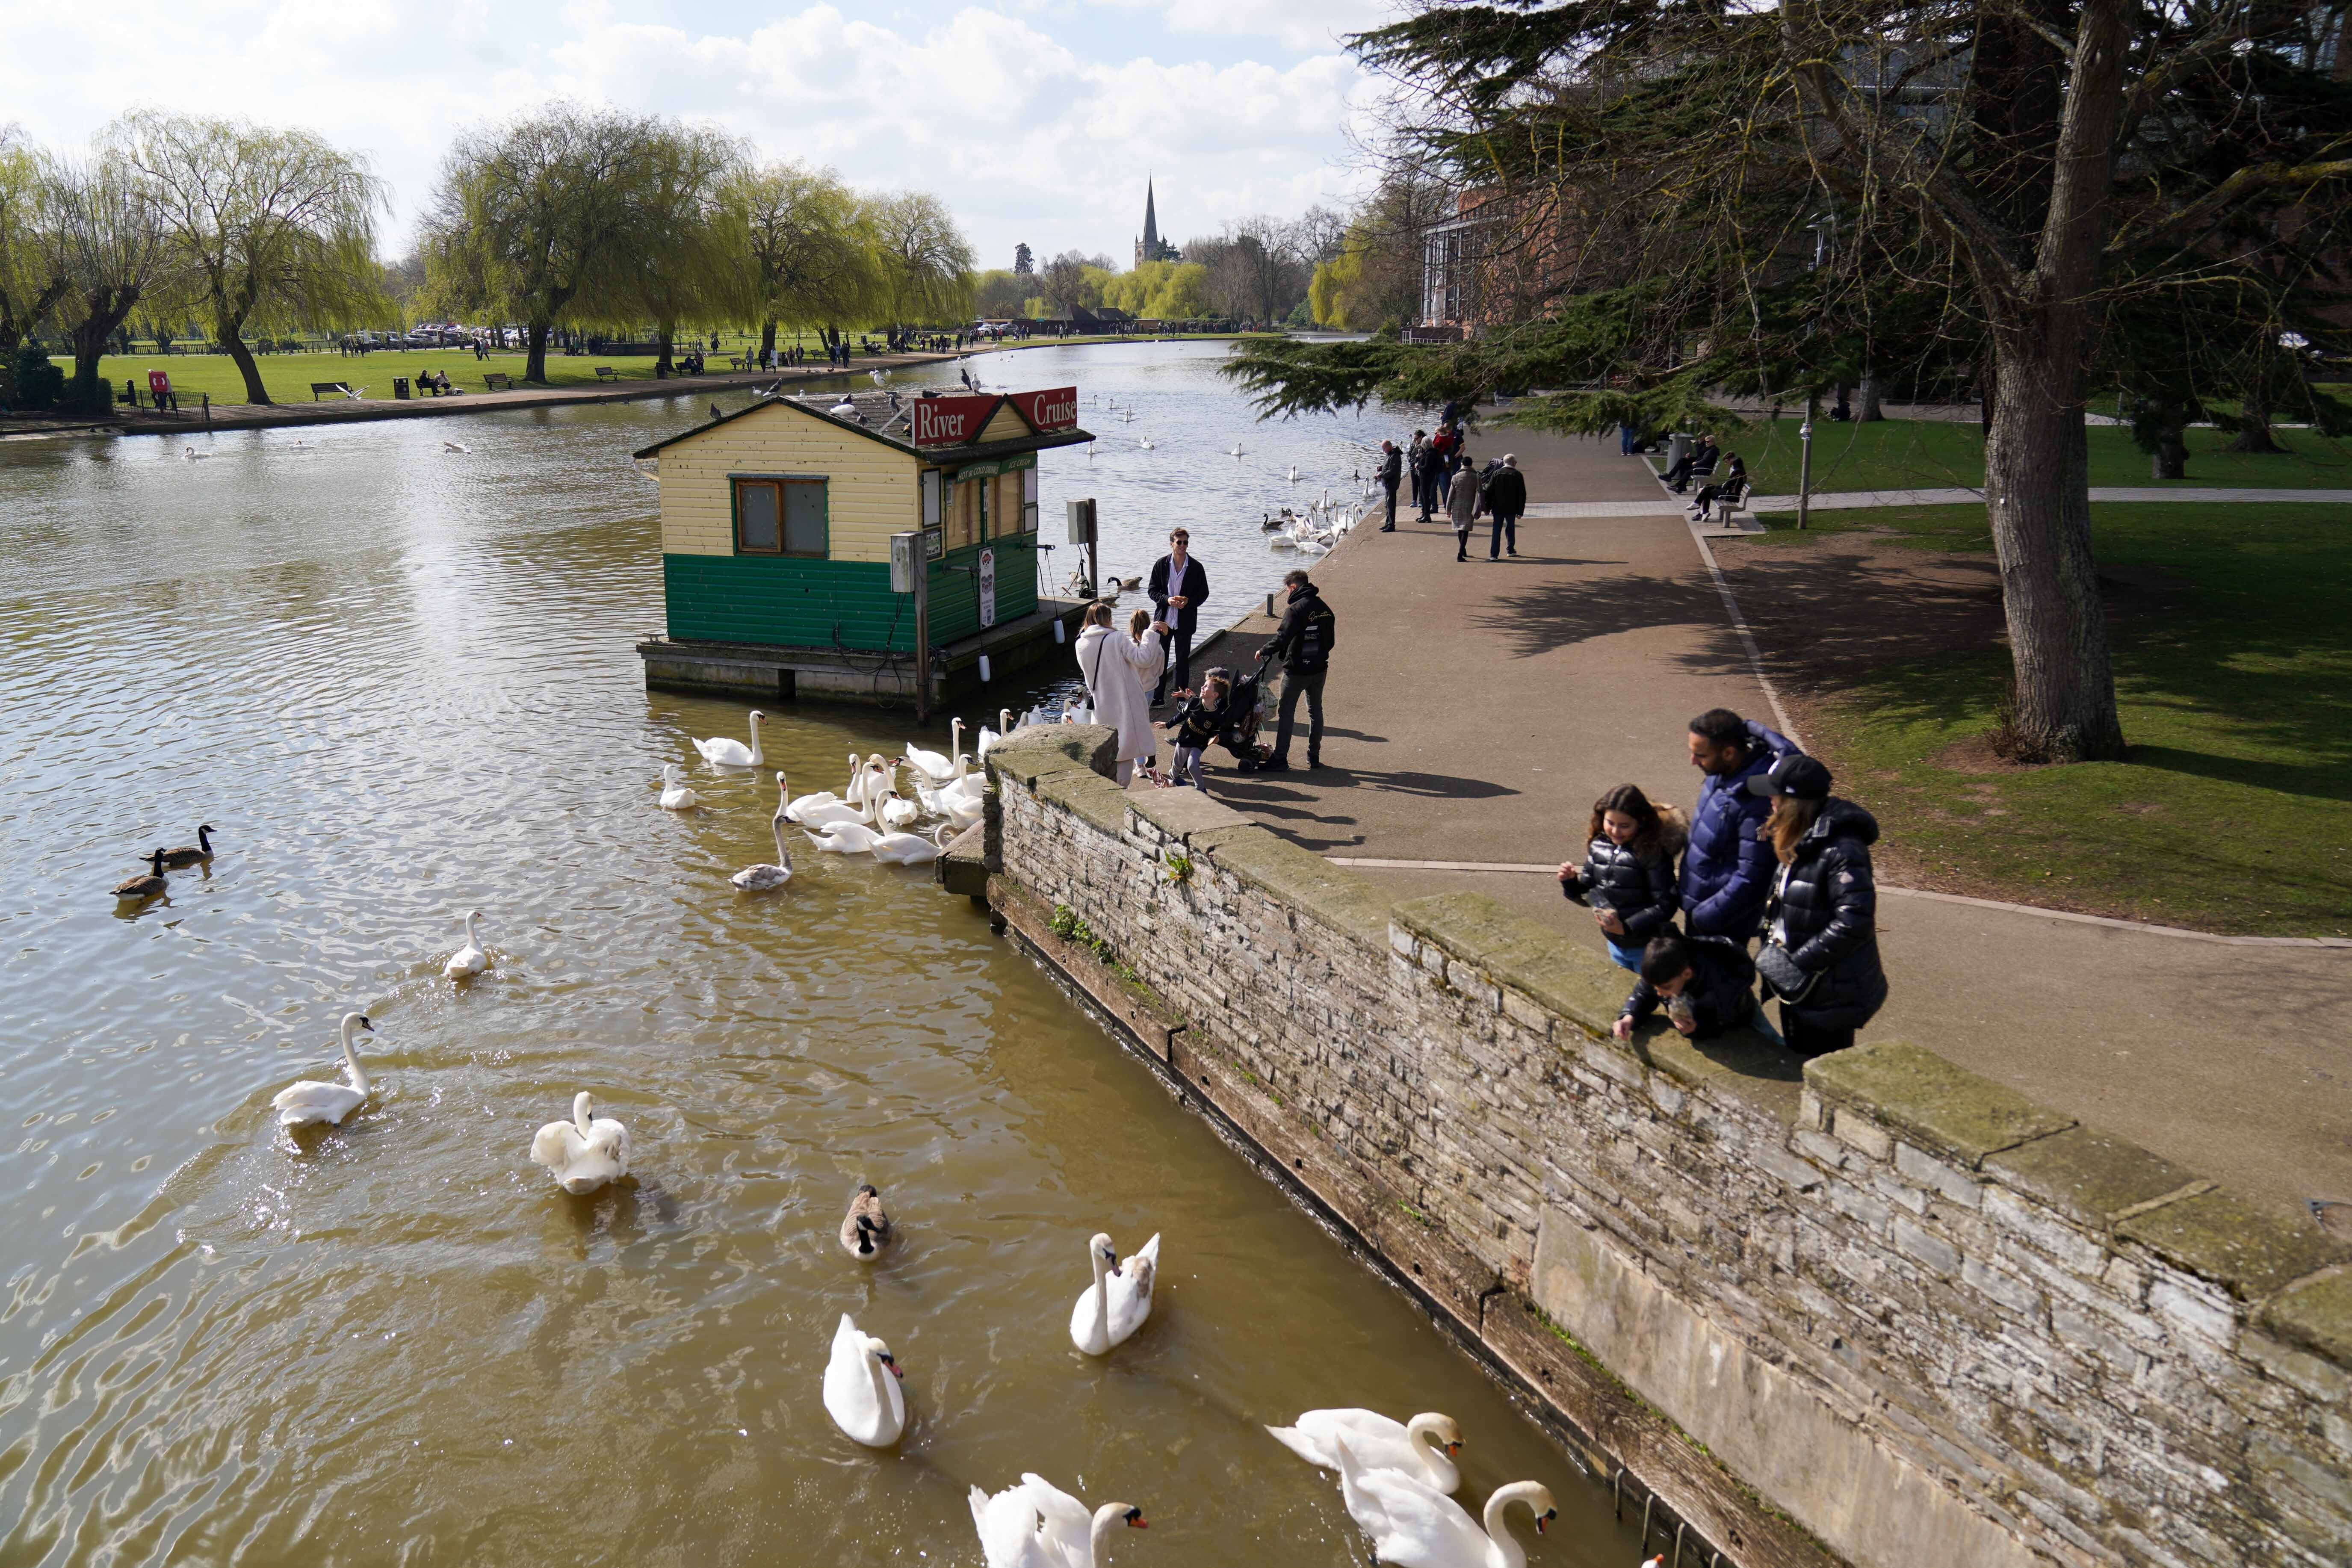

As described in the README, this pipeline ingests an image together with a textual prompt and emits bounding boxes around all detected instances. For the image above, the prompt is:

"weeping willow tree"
[724,161,879,356]
[1229,0,2352,763]
[863,190,975,331]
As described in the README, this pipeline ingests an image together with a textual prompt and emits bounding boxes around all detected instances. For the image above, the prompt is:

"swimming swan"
[1070,1231,1158,1355]
[903,719,963,784]
[1268,1410,1463,1493]
[443,909,490,978]
[870,824,951,865]
[969,1474,1146,1568]
[529,1090,630,1193]
[732,774,795,890]
[803,820,884,854]
[840,1183,893,1260]
[658,764,700,810]
[1335,1438,1556,1568]
[160,824,216,867]
[272,1012,375,1129]
[692,710,764,768]
[823,1313,906,1447]
[785,753,860,823]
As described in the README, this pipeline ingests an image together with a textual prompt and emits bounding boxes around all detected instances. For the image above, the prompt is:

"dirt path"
[1188,430,2352,1220]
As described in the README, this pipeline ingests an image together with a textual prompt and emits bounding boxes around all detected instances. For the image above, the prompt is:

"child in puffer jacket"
[1559,783,1688,971]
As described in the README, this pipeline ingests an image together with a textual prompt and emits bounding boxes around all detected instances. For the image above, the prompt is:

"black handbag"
[1756,942,1821,1004]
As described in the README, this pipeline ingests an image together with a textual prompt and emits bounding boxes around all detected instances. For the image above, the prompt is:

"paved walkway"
[1747,484,2352,511]
[1182,432,2352,1220]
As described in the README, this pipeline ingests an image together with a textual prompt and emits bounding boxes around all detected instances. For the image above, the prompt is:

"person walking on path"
[1147,528,1208,705]
[1482,453,1527,559]
[1681,708,1799,940]
[1446,446,1482,561]
[1748,754,1888,1058]
[1074,601,1167,787]
[1256,568,1335,771]
[1559,784,1687,971]
[1610,933,1761,1043]
[1377,441,1403,531]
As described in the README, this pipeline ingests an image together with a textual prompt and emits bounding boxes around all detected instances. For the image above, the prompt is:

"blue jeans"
[1605,938,1643,972]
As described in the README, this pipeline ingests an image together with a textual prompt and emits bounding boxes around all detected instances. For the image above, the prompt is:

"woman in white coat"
[1074,600,1165,786]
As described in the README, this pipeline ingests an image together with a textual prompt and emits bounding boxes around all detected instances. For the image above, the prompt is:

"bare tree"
[41,151,172,411]
[112,111,386,405]
[1040,250,1110,317]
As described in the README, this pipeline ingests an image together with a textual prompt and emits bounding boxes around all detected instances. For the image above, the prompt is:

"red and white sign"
[148,370,171,397]
[910,393,1000,448]
[1008,386,1079,433]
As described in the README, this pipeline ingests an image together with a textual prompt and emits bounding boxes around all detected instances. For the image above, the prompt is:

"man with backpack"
[1255,567,1335,771]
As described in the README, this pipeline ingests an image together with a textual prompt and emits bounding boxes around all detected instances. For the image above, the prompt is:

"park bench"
[594,365,620,382]
[310,382,360,400]
[482,372,511,391]
[727,355,746,371]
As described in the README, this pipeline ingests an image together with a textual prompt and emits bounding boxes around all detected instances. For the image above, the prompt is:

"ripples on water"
[0,351,1635,1566]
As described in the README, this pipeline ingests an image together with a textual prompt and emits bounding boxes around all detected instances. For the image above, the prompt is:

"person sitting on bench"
[1690,453,1748,516]
[1662,434,1718,493]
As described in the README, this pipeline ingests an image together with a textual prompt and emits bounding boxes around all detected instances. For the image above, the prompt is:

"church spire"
[1142,177,1160,257]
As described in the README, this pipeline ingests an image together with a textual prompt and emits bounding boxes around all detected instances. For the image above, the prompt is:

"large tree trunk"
[761,319,777,356]
[655,323,674,377]
[221,327,272,405]
[2228,387,2285,453]
[63,286,141,412]
[525,321,551,384]
[1983,332,2127,762]
[1856,369,1884,422]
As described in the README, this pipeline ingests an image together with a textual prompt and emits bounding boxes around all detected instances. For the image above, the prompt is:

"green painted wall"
[665,536,1041,650]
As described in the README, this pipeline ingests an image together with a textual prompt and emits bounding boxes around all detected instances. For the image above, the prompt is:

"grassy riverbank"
[1719,417,2352,493]
[1731,501,2352,936]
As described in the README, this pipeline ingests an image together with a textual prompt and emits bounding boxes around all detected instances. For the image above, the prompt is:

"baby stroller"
[1201,664,1274,770]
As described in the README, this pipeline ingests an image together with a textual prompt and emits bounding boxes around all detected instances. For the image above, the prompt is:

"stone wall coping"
[1980,1126,2202,1232]
[2115,1188,2350,1302]
[1127,784,1253,844]
[1637,1025,1808,1099]
[1803,1040,2076,1169]
[2260,1266,2352,1366]
[1203,828,1394,949]
[1392,892,1625,1040]
[1037,767,1132,835]
[987,724,1118,791]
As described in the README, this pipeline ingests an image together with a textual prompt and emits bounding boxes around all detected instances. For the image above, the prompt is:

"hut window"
[1021,466,1040,532]
[734,478,827,557]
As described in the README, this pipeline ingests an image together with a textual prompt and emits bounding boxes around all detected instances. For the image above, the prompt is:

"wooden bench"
[594,365,620,382]
[482,372,512,391]
[309,381,357,401]
[727,355,746,371]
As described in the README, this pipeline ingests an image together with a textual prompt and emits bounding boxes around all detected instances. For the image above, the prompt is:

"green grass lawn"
[1715,417,2352,494]
[1743,502,2352,936]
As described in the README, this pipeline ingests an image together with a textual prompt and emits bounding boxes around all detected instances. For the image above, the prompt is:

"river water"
[0,344,1637,1567]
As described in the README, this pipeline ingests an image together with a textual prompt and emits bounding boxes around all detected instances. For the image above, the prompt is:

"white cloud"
[0,0,1378,266]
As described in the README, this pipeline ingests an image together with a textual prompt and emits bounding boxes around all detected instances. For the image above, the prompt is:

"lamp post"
[1797,390,1817,532]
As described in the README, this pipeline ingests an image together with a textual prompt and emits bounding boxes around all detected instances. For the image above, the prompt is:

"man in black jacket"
[1146,528,1208,705]
[1255,568,1335,771]
[1377,441,1402,531]
[1481,454,1528,559]
[1611,934,1760,1042]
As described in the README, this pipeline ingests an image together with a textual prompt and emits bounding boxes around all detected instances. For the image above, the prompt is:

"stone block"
[1207,829,1393,948]
[1983,1186,2111,1277]
[1895,1218,1962,1277]
[1983,1127,2200,1235]
[1127,783,1252,844]
[1754,1142,1828,1194]
[1036,767,1132,834]
[2259,1269,2352,1376]
[987,723,1117,789]
[2241,1327,2352,1404]
[1895,1142,1984,1209]
[1960,1255,2040,1317]
[1391,892,1623,1038]
[2118,1191,2349,1303]
[1832,1109,1895,1162]
[1805,1040,2075,1169]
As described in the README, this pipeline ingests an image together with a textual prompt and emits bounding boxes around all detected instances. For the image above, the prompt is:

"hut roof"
[631,389,1093,464]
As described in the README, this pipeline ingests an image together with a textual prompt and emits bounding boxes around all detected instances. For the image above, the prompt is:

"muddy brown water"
[0,363,1646,1567]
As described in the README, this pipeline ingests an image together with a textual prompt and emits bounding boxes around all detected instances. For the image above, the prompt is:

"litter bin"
[393,376,411,400]
[1666,432,1692,470]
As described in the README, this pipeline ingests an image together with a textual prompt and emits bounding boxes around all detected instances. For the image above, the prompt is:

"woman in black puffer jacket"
[1559,784,1687,971]
[1748,755,1888,1058]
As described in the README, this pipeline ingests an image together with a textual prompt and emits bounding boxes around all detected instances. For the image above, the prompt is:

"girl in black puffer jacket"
[1560,784,1688,971]
[1748,755,1889,1058]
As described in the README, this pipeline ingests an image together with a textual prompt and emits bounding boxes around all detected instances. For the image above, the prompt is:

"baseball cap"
[1746,753,1832,800]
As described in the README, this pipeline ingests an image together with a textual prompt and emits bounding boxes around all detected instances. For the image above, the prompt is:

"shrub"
[8,345,64,411]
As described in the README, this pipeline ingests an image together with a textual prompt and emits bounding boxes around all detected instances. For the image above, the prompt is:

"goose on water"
[272,1013,375,1130]
[692,710,764,768]
[1334,1438,1557,1568]
[969,1474,1147,1568]
[823,1313,906,1447]
[732,774,796,890]
[160,824,216,867]
[113,850,169,900]
[841,1184,893,1260]
[443,909,490,978]
[530,1090,630,1193]
[1070,1231,1159,1355]
[658,764,700,810]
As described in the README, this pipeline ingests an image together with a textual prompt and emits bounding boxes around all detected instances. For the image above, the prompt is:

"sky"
[0,0,1398,269]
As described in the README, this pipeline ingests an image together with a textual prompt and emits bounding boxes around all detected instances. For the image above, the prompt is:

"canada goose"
[113,850,168,900]
[159,824,216,868]
[1114,576,1141,591]
[710,402,724,420]
[841,1184,894,1260]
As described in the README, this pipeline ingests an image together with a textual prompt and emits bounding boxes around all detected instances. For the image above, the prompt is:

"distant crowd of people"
[1374,421,1529,561]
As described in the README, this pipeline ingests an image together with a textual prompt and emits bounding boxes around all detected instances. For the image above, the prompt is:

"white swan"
[804,820,885,854]
[443,909,490,979]
[785,753,860,824]
[978,708,1013,760]
[529,1091,631,1193]
[1335,1439,1557,1568]
[871,824,951,865]
[658,763,700,810]
[692,710,764,767]
[1288,465,1301,482]
[904,718,963,784]
[841,1184,892,1259]
[182,446,210,460]
[823,1313,906,1447]
[732,774,795,890]
[443,440,470,454]
[1268,1410,1463,1493]
[272,1012,374,1129]
[969,1474,1147,1568]
[1229,442,1245,457]
[1138,438,1155,450]
[1070,1231,1158,1355]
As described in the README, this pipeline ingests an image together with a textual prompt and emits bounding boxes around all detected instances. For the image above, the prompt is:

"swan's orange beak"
[1126,1514,1147,1530]
[1445,1441,1463,1455]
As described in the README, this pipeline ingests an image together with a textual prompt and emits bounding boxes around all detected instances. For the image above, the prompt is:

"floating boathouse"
[631,387,1094,707]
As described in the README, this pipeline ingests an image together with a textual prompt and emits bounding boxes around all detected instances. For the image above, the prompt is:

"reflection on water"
[0,354,1633,1567]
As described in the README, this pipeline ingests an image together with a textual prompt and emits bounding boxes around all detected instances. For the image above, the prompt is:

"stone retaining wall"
[985,726,2352,1568]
